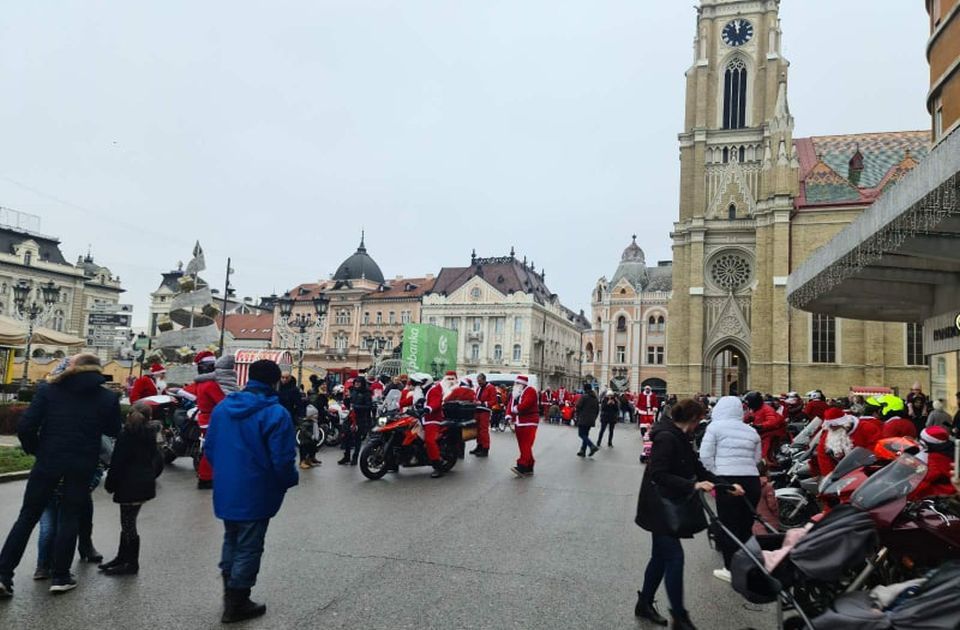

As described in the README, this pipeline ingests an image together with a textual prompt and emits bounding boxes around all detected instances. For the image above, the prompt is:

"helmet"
[744,391,764,411]
[879,394,905,416]
[864,396,882,410]
[874,436,920,461]
[333,384,344,395]
[806,390,823,401]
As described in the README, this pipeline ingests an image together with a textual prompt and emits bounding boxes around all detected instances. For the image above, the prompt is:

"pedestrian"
[574,383,599,457]
[506,375,539,477]
[472,373,496,457]
[184,351,224,490]
[204,359,298,624]
[620,392,634,424]
[298,405,321,469]
[99,402,157,576]
[341,376,373,466]
[129,363,166,403]
[698,396,758,582]
[278,372,303,421]
[0,353,122,596]
[635,398,734,630]
[906,382,928,433]
[598,390,619,447]
[926,399,952,428]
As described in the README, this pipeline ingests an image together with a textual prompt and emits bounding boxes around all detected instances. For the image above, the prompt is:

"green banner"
[401,323,458,378]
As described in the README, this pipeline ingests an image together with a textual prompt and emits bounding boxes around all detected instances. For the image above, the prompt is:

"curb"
[0,470,30,483]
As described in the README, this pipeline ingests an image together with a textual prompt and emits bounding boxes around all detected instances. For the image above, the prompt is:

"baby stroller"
[639,430,653,463]
[701,489,878,630]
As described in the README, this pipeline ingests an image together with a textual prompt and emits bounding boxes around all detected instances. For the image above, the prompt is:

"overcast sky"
[0,1,930,326]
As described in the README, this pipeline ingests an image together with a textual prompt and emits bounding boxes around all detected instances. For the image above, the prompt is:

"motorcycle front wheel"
[778,496,817,529]
[359,442,389,480]
[324,424,342,447]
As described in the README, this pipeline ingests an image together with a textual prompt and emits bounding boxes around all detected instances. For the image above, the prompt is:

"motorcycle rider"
[399,373,430,411]
[506,375,539,477]
[339,378,373,466]
[780,392,806,424]
[129,363,167,403]
[803,390,828,421]
[744,391,787,466]
[185,351,223,490]
[880,395,917,439]
[473,374,497,457]
[422,371,458,478]
[909,426,957,501]
[814,407,883,477]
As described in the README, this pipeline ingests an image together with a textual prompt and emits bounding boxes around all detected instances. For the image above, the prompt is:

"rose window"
[710,253,751,291]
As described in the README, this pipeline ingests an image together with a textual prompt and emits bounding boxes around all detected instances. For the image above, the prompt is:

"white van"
[466,373,540,391]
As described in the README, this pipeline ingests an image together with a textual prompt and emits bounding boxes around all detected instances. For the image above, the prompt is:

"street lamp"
[275,292,329,386]
[13,280,61,386]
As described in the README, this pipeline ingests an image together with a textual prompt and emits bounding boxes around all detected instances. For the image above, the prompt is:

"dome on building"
[609,235,648,290]
[333,233,385,284]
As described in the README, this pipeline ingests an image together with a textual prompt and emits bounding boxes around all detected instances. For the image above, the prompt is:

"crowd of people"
[3,353,958,628]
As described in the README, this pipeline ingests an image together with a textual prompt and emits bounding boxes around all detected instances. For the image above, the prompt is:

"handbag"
[650,480,708,538]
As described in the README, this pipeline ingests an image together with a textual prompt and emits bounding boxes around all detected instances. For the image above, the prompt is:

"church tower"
[668,0,799,396]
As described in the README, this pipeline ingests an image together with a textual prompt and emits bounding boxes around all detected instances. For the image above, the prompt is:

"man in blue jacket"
[205,359,298,624]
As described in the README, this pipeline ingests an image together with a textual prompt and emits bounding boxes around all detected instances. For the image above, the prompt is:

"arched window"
[493,344,503,362]
[648,316,656,331]
[53,310,65,332]
[739,146,746,162]
[657,316,665,332]
[723,58,748,130]
[512,344,522,362]
[585,343,594,363]
[722,147,729,163]
[617,316,627,332]
[728,203,737,220]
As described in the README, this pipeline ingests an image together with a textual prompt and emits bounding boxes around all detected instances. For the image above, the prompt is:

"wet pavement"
[0,423,773,629]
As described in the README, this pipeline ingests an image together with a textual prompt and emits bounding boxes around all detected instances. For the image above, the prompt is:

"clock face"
[722,18,754,47]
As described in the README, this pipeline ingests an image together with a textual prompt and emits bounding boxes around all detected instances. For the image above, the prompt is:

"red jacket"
[129,376,158,403]
[509,386,540,426]
[638,392,658,412]
[910,451,957,501]
[423,383,445,425]
[476,383,497,420]
[815,418,884,477]
[804,400,828,421]
[752,404,787,462]
[882,417,917,440]
[399,389,414,410]
[446,386,477,404]
[194,378,226,429]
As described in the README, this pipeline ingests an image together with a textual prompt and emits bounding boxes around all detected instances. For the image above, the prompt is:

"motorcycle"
[138,394,201,474]
[319,406,344,447]
[357,391,481,480]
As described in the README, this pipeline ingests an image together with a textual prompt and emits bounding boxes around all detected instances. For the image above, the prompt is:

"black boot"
[98,536,126,571]
[474,447,489,458]
[103,536,139,576]
[78,542,102,564]
[222,588,267,624]
[634,592,667,626]
[430,461,445,478]
[337,451,351,465]
[670,610,697,630]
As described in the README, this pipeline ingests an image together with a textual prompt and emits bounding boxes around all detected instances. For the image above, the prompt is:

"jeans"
[37,500,60,570]
[598,421,615,445]
[640,533,686,615]
[220,519,270,590]
[0,466,90,581]
[716,475,762,568]
[577,425,595,451]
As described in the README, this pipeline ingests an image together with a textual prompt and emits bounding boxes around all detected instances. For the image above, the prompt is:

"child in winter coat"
[753,462,780,536]
[100,403,157,576]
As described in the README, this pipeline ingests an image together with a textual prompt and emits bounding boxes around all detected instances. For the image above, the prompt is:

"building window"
[617,346,626,364]
[24,251,32,266]
[648,316,656,331]
[811,314,836,363]
[494,344,503,362]
[401,311,411,324]
[334,336,347,351]
[722,57,748,130]
[375,312,383,324]
[512,344,522,362]
[445,317,459,331]
[585,342,594,363]
[906,323,924,366]
[471,317,482,332]
[428,316,437,326]
[616,316,627,332]
[494,317,505,333]
[471,344,480,361]
[657,316,665,332]
[938,357,947,377]
[470,286,481,299]
[336,310,350,325]
[363,312,370,325]
[385,338,394,350]
[53,310,65,332]
[728,203,737,220]
[656,346,664,364]
[388,311,396,324]
[934,99,943,140]
[514,317,522,334]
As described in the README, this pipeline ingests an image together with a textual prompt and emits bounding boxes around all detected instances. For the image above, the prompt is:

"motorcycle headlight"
[378,416,388,427]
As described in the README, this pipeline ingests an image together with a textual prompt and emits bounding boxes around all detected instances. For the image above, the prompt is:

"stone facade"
[583,237,672,394]
[668,0,929,398]
[422,253,588,389]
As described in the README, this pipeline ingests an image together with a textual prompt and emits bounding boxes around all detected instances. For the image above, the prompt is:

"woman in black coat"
[100,404,157,576]
[634,399,742,630]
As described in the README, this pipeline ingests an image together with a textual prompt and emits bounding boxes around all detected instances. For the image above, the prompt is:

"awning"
[0,315,85,347]
[849,386,894,396]
[787,129,960,322]
[234,349,293,387]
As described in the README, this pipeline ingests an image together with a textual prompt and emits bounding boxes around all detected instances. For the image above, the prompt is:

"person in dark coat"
[597,390,620,447]
[0,354,122,596]
[278,373,303,421]
[634,399,741,630]
[340,377,373,465]
[574,384,600,457]
[99,402,157,576]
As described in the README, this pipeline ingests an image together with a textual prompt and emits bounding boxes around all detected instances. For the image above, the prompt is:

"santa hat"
[823,407,845,421]
[460,377,474,388]
[194,350,216,365]
[516,375,529,386]
[149,363,166,375]
[444,370,458,379]
[824,413,857,429]
[920,426,950,445]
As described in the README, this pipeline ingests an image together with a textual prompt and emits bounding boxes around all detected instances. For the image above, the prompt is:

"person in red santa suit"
[814,408,883,477]
[180,351,226,489]
[910,426,957,501]
[473,373,497,457]
[744,391,787,465]
[507,375,539,477]
[129,363,167,403]
[638,386,658,425]
[423,371,458,478]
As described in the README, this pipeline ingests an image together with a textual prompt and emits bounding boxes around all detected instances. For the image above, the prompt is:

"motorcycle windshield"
[820,447,877,493]
[380,390,401,413]
[850,454,927,511]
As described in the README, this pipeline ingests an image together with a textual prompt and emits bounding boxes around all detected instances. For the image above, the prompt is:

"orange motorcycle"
[358,393,482,480]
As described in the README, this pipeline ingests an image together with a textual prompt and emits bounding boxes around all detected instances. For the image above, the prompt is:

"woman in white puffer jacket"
[699,396,762,581]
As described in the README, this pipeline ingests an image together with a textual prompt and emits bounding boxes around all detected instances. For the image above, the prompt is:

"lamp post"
[12,280,61,386]
[276,292,329,386]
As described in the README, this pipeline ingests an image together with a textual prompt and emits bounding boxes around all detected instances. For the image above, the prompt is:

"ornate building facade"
[582,237,672,394]
[668,0,929,397]
[421,251,588,390]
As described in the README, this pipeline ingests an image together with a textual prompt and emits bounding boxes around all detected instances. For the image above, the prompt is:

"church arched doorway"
[641,378,667,398]
[705,344,748,397]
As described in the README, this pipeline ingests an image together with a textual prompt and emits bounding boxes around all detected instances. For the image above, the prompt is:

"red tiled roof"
[365,277,436,300]
[223,313,274,340]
